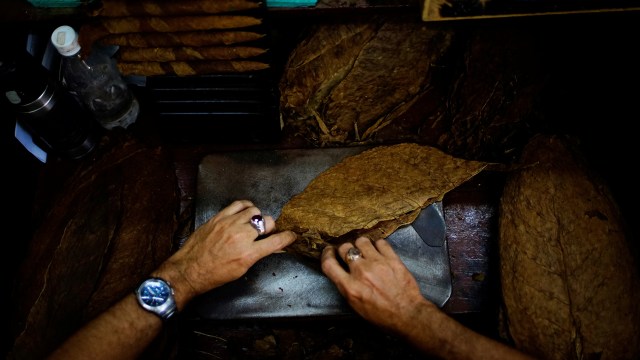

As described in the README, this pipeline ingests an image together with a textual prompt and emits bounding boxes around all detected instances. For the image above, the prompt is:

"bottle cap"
[51,25,81,57]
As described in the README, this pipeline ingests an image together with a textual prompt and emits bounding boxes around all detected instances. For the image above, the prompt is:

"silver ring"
[250,214,266,236]
[345,247,362,264]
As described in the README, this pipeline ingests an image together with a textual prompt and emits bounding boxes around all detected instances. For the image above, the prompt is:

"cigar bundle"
[80,0,270,76]
[99,31,265,47]
[117,60,270,76]
[117,45,267,62]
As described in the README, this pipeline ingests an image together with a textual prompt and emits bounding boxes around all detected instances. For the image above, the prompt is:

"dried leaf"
[499,134,640,360]
[277,143,488,258]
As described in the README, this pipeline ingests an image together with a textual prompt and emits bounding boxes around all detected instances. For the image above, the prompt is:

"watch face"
[140,279,170,306]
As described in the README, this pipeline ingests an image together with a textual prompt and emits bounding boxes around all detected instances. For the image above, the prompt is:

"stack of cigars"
[79,0,270,77]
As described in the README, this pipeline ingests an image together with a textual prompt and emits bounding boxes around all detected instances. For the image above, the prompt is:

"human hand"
[158,200,297,305]
[321,236,437,333]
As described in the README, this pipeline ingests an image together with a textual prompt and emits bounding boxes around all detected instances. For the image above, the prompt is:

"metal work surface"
[190,146,451,319]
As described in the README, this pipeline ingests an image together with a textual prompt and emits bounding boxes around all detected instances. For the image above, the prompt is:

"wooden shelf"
[3,0,638,25]
[0,0,420,25]
[422,0,640,21]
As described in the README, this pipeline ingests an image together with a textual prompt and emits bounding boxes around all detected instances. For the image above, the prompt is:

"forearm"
[47,295,161,360]
[46,200,293,359]
[398,302,535,360]
[48,268,194,360]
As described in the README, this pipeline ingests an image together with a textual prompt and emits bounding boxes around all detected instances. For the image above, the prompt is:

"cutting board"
[189,146,451,319]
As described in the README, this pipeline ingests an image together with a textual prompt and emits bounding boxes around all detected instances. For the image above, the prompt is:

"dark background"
[2,2,639,358]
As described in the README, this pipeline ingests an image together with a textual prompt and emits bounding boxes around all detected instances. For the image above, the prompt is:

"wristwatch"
[135,277,177,320]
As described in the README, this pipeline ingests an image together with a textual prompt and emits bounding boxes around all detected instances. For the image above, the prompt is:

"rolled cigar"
[117,46,268,62]
[91,15,262,34]
[99,31,265,47]
[79,15,263,54]
[117,60,270,76]
[92,0,262,17]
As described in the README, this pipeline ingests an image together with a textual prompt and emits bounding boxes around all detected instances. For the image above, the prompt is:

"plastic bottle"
[0,49,100,160]
[51,25,139,130]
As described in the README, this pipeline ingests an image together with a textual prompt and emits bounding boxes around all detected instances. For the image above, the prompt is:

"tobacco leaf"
[499,134,640,360]
[279,16,549,164]
[277,143,488,259]
[279,18,452,146]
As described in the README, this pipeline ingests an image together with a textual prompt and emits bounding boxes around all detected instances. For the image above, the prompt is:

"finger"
[320,246,351,286]
[221,205,261,238]
[245,213,274,238]
[338,242,367,267]
[235,205,262,224]
[354,237,377,257]
[256,215,274,233]
[337,242,356,261]
[250,230,297,259]
[205,200,255,228]
[372,239,401,259]
[217,200,255,218]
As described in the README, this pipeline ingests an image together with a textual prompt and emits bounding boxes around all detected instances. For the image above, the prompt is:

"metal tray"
[189,146,451,319]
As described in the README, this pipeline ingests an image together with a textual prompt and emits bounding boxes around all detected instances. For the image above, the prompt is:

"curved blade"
[412,202,446,247]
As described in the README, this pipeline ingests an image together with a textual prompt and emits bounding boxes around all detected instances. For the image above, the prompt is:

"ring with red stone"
[250,214,266,236]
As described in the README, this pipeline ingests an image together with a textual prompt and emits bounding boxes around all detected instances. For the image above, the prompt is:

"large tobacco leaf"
[499,134,640,360]
[277,143,488,259]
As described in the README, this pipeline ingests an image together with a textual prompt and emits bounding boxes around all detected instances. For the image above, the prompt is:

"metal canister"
[0,49,100,160]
